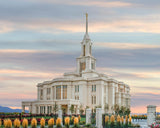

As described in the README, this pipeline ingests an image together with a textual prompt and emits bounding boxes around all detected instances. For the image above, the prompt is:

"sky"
[0,0,160,113]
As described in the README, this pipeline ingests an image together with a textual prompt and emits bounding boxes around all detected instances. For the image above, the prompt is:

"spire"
[86,13,88,34]
[83,13,90,41]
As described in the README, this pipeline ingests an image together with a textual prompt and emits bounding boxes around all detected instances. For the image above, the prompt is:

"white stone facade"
[22,14,131,114]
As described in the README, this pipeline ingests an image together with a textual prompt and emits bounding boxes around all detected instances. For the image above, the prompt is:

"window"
[47,88,51,94]
[75,85,79,92]
[47,88,51,100]
[56,86,61,99]
[75,96,79,100]
[92,85,96,92]
[83,45,85,56]
[91,96,96,104]
[63,85,67,99]
[90,45,91,55]
[40,89,43,100]
[47,106,52,114]
[40,90,43,96]
[94,96,96,104]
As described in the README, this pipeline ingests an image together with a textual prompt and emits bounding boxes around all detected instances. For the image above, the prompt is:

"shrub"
[117,115,121,127]
[40,118,45,128]
[0,119,1,127]
[125,115,128,126]
[22,118,28,128]
[65,117,70,128]
[78,115,81,121]
[14,118,21,128]
[121,116,124,125]
[85,123,91,127]
[4,119,12,128]
[105,116,109,127]
[73,117,79,128]
[31,118,37,128]
[129,115,132,125]
[71,116,74,125]
[56,118,62,128]
[110,115,115,128]
[48,118,54,128]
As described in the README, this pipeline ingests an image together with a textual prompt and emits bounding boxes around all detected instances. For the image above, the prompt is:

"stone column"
[29,105,32,113]
[77,105,80,114]
[22,105,25,113]
[38,106,40,114]
[58,110,63,126]
[58,105,61,112]
[68,105,71,115]
[61,85,63,100]
[45,105,48,114]
[86,108,91,124]
[54,87,56,99]
[96,108,102,128]
[51,87,53,100]
[147,105,156,126]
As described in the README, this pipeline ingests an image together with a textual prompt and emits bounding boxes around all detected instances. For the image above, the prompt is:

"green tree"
[119,106,126,116]
[114,104,120,115]
[125,108,131,116]
[70,105,75,114]
[104,103,109,113]
[79,104,84,115]
[53,102,58,114]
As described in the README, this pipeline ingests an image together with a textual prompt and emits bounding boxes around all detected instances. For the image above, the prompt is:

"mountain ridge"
[0,106,29,113]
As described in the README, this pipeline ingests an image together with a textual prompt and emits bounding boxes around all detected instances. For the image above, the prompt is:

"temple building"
[22,14,131,114]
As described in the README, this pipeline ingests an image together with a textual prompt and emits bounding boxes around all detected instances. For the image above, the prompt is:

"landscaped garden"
[0,112,141,128]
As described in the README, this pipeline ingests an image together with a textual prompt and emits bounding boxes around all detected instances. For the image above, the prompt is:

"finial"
[86,13,88,34]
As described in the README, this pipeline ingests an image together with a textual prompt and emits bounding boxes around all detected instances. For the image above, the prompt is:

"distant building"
[22,14,131,114]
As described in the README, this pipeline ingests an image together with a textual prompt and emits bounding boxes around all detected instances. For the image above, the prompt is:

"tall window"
[91,96,96,104]
[75,96,79,100]
[40,89,43,100]
[92,85,96,92]
[63,85,67,99]
[40,90,43,96]
[56,86,61,99]
[83,45,85,56]
[90,45,91,55]
[47,88,51,94]
[75,85,79,92]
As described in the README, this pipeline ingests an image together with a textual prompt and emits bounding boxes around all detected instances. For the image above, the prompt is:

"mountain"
[0,106,29,113]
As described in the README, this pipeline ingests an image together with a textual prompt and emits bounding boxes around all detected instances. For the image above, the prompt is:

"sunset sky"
[0,0,160,113]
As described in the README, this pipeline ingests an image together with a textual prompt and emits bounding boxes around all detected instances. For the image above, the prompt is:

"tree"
[120,106,126,116]
[114,104,120,115]
[79,104,84,115]
[70,105,74,114]
[61,106,66,115]
[104,103,109,113]
[125,108,131,116]
[53,102,58,114]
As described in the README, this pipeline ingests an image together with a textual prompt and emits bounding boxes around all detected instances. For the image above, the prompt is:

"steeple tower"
[76,13,96,75]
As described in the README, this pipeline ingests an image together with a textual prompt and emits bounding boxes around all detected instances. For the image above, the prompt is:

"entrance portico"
[22,99,80,114]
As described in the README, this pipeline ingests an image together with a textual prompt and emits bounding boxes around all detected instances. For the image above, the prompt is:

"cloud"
[1,18,160,34]
[40,0,133,8]
[95,42,160,49]
[131,92,160,113]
